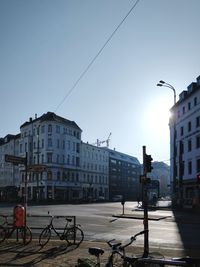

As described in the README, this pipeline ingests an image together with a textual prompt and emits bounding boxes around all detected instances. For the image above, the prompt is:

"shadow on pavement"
[172,208,200,257]
[0,241,78,266]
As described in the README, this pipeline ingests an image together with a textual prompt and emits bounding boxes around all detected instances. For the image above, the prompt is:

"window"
[194,97,197,106]
[56,125,60,133]
[196,159,200,173]
[57,139,60,148]
[41,125,45,133]
[48,138,52,147]
[188,121,191,132]
[48,124,52,133]
[182,106,185,114]
[188,102,191,110]
[42,139,44,148]
[196,135,200,149]
[188,139,192,152]
[196,116,200,128]
[180,126,184,136]
[76,157,80,166]
[188,161,192,175]
[47,153,52,163]
[47,171,52,181]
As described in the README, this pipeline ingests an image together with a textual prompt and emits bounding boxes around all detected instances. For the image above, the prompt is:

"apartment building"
[19,112,82,202]
[80,142,109,201]
[170,76,200,207]
[107,148,141,201]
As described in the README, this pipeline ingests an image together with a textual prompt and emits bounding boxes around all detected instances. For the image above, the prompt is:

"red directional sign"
[5,154,26,165]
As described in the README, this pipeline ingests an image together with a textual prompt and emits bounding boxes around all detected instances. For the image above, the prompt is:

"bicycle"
[77,230,147,267]
[39,215,84,247]
[0,214,32,245]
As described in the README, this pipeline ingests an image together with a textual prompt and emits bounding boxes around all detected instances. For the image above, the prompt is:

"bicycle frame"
[45,216,71,239]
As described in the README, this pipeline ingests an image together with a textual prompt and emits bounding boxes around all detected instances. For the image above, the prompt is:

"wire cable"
[55,0,141,112]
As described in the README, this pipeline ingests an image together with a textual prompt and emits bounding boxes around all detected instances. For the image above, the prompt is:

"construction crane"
[92,132,112,148]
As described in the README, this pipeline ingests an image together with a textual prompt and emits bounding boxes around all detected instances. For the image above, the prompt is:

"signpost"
[5,154,26,165]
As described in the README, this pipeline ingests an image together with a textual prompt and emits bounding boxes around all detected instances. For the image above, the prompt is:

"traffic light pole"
[142,146,149,257]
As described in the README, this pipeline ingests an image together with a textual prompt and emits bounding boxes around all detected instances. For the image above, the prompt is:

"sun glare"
[145,97,172,134]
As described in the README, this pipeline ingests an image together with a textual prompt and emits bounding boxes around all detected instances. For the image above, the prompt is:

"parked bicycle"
[77,230,147,267]
[77,228,200,267]
[0,214,32,245]
[39,215,84,247]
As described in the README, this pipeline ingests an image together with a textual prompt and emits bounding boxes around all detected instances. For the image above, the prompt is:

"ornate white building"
[19,112,82,202]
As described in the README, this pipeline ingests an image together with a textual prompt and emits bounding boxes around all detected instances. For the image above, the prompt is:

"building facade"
[107,149,141,201]
[80,142,109,201]
[19,112,82,202]
[0,111,141,203]
[170,76,200,207]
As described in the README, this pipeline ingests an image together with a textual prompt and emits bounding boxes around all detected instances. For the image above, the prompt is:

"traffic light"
[145,154,153,173]
[197,173,200,184]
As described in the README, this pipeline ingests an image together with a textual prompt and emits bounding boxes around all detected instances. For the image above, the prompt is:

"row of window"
[20,140,80,153]
[30,153,80,166]
[83,173,108,184]
[177,96,198,119]
[179,116,200,137]
[23,171,108,185]
[178,158,200,176]
[177,135,200,154]
[22,124,81,139]
[82,162,108,172]
[83,151,108,162]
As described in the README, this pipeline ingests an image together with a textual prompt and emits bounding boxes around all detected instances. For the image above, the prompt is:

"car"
[96,196,105,202]
[112,195,123,202]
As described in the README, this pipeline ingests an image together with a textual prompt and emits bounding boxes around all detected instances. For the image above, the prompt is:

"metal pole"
[142,146,149,257]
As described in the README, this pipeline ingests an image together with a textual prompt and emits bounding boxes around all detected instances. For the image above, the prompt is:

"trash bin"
[13,205,25,227]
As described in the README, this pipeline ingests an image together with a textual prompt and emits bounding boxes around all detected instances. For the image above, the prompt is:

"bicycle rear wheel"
[20,226,32,245]
[65,226,84,246]
[39,227,51,247]
[0,225,6,243]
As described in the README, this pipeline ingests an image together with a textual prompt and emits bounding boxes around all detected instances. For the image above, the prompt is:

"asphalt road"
[0,201,199,256]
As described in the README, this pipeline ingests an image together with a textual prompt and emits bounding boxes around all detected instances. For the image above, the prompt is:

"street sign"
[28,165,47,172]
[5,154,26,165]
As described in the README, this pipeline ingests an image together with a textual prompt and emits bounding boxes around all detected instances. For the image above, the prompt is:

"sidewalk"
[0,238,198,267]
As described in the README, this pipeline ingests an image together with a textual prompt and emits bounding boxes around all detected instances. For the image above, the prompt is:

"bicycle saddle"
[88,247,104,257]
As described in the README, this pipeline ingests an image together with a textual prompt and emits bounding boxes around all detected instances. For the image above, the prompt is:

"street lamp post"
[157,80,178,206]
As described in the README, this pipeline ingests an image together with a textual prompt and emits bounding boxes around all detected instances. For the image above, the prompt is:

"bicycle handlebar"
[120,230,148,250]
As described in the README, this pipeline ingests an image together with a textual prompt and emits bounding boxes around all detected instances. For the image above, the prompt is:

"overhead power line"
[55,0,141,112]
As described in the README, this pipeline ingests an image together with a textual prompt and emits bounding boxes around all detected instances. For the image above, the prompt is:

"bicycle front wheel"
[65,226,84,246]
[20,226,32,245]
[0,225,6,243]
[39,227,51,247]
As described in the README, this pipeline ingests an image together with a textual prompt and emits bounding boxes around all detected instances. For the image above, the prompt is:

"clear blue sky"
[1,0,200,163]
